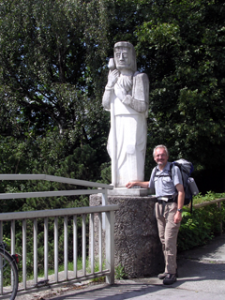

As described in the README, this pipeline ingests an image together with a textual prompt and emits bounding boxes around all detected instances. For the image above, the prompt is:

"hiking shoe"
[158,272,167,280]
[158,269,178,280]
[163,273,177,285]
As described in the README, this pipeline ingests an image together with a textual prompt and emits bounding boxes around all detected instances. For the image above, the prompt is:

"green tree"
[0,0,113,266]
[136,0,225,189]
[0,0,114,188]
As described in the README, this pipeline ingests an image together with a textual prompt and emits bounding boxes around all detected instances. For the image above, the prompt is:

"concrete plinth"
[107,187,150,196]
[89,195,164,278]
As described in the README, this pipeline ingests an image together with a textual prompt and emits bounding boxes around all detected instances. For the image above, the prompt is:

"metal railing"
[0,174,118,295]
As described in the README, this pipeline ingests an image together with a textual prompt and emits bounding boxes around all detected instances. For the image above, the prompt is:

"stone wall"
[89,195,164,278]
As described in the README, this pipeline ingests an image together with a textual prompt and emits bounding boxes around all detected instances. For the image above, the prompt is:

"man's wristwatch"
[177,208,183,213]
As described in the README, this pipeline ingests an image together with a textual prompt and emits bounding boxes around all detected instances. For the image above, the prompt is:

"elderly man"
[102,41,149,187]
[126,144,185,285]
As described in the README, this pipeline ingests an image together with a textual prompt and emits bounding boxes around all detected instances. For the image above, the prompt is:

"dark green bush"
[178,201,225,252]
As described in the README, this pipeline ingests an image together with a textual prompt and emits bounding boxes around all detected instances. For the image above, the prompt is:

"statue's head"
[114,41,137,73]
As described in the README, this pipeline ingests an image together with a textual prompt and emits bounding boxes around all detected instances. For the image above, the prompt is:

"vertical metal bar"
[101,190,108,230]
[54,217,58,282]
[11,220,16,289]
[73,215,77,278]
[44,217,48,280]
[22,219,27,289]
[0,221,3,295]
[33,219,38,284]
[98,213,102,272]
[90,213,94,274]
[105,211,115,284]
[64,216,68,280]
[82,214,86,276]
[101,189,108,205]
[11,220,15,255]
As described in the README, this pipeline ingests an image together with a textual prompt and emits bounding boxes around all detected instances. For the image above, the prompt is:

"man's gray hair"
[153,145,169,157]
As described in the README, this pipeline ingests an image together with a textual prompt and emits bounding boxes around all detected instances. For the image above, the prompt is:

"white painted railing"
[0,174,118,296]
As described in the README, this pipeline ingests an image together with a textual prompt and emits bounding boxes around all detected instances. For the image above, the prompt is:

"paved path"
[17,234,225,300]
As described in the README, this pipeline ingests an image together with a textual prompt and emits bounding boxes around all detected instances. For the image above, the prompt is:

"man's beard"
[117,74,133,93]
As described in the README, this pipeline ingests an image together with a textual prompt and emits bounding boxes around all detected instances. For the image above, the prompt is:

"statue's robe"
[103,72,149,187]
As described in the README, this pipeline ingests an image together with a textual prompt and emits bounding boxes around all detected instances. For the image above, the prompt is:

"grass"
[17,257,107,283]
[115,263,127,280]
[17,257,88,283]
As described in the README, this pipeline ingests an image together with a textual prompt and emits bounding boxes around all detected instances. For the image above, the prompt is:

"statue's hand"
[115,88,127,101]
[122,95,132,105]
[107,69,119,88]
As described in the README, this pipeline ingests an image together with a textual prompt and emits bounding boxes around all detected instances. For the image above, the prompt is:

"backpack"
[170,159,199,206]
[153,159,199,211]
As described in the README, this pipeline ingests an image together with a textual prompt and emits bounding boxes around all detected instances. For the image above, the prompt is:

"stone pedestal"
[89,195,164,278]
[107,187,150,196]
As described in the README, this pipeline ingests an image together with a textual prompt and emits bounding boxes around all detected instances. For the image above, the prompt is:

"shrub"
[178,192,225,252]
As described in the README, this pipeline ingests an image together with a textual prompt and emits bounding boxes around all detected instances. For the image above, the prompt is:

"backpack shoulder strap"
[170,162,184,186]
[169,162,174,180]
[152,166,157,179]
[152,166,170,179]
[154,163,174,179]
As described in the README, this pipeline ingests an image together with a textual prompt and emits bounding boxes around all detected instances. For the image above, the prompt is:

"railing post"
[33,219,38,284]
[98,213,102,272]
[73,215,77,278]
[11,220,15,255]
[22,219,27,289]
[44,217,48,280]
[101,188,108,205]
[105,211,115,284]
[82,214,86,276]
[54,217,58,282]
[90,213,95,274]
[64,216,68,280]
[101,189,108,230]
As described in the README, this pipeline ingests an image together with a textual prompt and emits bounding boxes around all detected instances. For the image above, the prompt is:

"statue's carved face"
[114,46,133,72]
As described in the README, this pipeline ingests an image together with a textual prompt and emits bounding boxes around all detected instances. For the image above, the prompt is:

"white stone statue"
[102,41,149,188]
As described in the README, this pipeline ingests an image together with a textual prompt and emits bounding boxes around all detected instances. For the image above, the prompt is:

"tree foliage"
[136,0,225,188]
[0,0,113,191]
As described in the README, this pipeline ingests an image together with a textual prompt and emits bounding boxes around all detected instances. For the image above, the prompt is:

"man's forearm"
[174,190,185,224]
[177,191,185,209]
[126,181,149,189]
